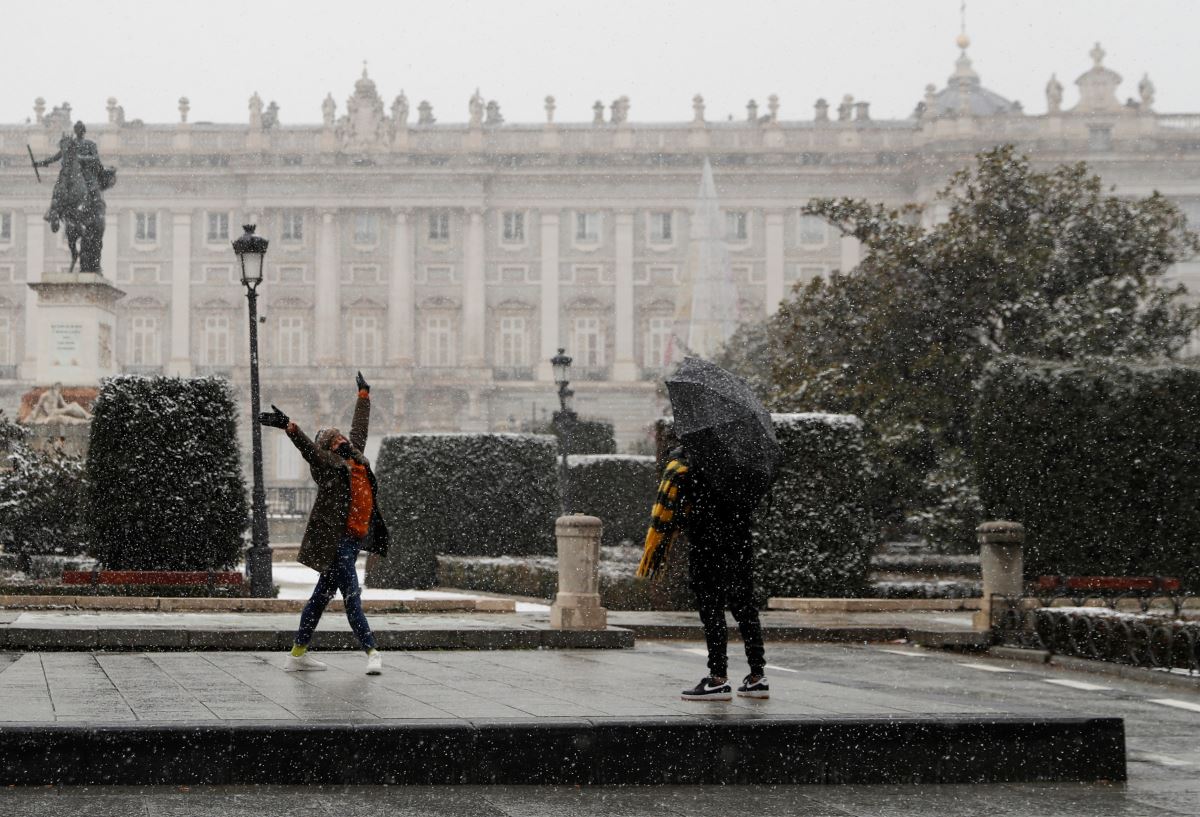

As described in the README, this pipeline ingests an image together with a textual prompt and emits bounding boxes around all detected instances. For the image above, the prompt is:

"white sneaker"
[366,650,383,675]
[285,652,327,672]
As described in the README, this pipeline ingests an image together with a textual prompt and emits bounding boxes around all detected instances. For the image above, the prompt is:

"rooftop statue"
[31,120,115,274]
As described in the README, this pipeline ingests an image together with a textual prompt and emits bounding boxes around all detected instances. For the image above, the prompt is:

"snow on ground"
[270,561,551,613]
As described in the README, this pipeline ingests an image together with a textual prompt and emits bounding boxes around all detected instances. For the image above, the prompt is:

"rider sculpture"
[33,121,115,275]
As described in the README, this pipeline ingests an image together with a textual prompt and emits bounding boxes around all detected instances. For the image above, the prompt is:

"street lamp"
[233,224,273,597]
[550,348,576,513]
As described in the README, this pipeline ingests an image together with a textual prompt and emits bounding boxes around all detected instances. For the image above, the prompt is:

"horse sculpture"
[34,123,113,275]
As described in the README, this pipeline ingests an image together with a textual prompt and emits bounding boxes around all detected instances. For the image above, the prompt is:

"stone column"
[612,211,637,381]
[765,210,785,315]
[20,213,45,380]
[974,521,1026,631]
[167,210,192,376]
[537,211,560,381]
[840,234,861,272]
[315,209,340,365]
[387,209,415,367]
[462,207,486,368]
[550,514,607,630]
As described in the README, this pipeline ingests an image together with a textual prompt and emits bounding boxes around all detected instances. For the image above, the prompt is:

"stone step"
[0,715,1126,786]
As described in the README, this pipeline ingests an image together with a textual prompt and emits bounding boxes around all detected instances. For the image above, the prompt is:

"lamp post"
[233,224,273,598]
[551,348,576,513]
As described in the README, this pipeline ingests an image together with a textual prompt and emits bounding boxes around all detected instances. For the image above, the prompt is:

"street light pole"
[550,348,575,514]
[233,225,273,598]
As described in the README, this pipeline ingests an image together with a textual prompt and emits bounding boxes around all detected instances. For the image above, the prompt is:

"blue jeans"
[295,534,377,651]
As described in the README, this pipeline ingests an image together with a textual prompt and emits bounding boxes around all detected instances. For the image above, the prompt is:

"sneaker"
[284,652,327,672]
[681,676,732,701]
[737,674,770,699]
[365,650,383,675]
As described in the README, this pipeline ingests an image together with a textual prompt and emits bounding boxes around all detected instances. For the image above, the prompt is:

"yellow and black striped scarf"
[636,458,689,580]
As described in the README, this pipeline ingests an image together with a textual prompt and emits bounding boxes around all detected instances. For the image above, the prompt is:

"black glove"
[334,441,353,458]
[356,370,370,393]
[259,404,290,429]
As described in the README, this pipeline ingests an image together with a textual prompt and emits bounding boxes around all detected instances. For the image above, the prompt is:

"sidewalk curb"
[989,646,1200,690]
[0,715,1126,786]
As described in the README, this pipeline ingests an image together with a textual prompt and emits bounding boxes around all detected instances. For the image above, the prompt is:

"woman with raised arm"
[259,371,390,675]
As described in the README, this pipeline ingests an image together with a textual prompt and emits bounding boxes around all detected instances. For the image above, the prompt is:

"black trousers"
[687,510,766,679]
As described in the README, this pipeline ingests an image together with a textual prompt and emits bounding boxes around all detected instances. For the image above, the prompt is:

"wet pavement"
[0,641,1196,812]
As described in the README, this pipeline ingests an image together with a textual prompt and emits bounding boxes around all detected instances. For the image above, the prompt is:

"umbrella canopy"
[666,357,782,509]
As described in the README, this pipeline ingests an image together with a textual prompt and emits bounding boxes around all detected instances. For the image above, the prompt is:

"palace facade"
[1,40,1199,493]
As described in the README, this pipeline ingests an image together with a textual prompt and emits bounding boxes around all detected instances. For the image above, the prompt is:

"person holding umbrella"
[638,357,781,701]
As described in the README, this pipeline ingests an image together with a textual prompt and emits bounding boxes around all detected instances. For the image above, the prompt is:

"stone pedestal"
[973,520,1025,631]
[550,514,607,630]
[26,272,124,386]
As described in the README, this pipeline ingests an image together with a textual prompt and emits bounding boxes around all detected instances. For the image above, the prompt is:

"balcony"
[492,366,535,382]
[573,366,610,381]
[266,486,316,518]
[0,365,17,380]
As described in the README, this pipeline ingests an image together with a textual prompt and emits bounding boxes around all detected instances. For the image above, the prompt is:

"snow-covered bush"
[753,413,878,598]
[85,376,248,570]
[367,433,559,588]
[974,358,1200,588]
[566,454,658,546]
[0,414,88,558]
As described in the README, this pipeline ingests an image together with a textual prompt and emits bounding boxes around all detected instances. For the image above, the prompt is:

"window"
[799,214,827,246]
[0,265,13,283]
[1089,126,1113,152]
[422,316,455,366]
[128,315,160,365]
[0,212,11,242]
[275,436,304,481]
[645,317,674,369]
[201,315,231,366]
[725,211,748,241]
[350,315,382,366]
[575,212,600,242]
[135,212,158,243]
[353,212,379,245]
[428,211,450,242]
[201,264,233,284]
[502,211,525,243]
[574,317,604,367]
[206,212,229,242]
[650,212,673,242]
[0,316,11,365]
[276,316,308,366]
[497,316,529,367]
[281,210,304,241]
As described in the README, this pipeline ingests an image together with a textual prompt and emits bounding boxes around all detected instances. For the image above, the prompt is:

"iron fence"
[992,587,1200,674]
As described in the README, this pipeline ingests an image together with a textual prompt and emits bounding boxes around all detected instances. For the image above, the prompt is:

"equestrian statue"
[30,121,116,275]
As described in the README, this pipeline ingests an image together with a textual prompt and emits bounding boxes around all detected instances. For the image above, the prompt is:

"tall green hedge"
[0,420,87,558]
[85,376,248,570]
[753,413,878,598]
[366,433,559,588]
[973,358,1200,587]
[566,454,658,546]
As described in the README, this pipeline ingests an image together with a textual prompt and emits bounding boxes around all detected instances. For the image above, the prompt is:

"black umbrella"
[666,357,781,509]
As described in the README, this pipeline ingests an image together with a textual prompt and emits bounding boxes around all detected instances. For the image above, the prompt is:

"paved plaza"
[0,640,1197,813]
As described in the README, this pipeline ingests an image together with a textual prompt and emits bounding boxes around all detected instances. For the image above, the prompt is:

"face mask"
[334,441,353,459]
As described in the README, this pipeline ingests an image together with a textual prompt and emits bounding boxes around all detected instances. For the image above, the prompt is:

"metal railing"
[264,486,316,518]
[992,585,1200,674]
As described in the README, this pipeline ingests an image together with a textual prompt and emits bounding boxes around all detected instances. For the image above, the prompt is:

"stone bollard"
[973,520,1025,631]
[550,514,607,630]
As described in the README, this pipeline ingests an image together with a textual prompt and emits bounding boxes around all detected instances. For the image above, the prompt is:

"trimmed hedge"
[84,376,248,571]
[566,454,658,546]
[974,358,1200,588]
[367,433,560,589]
[753,413,878,598]
[0,433,87,558]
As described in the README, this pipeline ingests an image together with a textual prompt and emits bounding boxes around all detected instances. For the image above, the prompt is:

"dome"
[924,50,1019,118]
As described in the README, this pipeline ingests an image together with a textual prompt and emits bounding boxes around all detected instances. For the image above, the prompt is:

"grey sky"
[4,0,1196,127]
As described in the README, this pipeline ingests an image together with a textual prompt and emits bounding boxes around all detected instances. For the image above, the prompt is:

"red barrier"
[62,571,245,586]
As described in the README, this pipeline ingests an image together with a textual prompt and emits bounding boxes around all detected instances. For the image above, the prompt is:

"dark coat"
[287,393,390,572]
